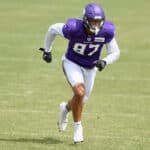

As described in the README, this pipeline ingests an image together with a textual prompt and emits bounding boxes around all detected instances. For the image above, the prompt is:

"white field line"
[0,109,55,114]
[0,131,71,139]
[111,93,150,98]
[0,91,149,98]
[0,57,150,65]
[0,65,150,80]
[0,57,39,63]
[100,76,150,81]
[0,92,33,96]
[0,131,150,141]
[0,109,146,119]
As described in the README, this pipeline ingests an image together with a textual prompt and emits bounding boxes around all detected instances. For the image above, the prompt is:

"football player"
[39,3,120,143]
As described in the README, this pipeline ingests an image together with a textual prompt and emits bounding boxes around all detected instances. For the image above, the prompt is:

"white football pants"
[62,57,97,103]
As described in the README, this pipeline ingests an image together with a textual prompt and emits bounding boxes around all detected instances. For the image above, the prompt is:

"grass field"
[0,0,150,149]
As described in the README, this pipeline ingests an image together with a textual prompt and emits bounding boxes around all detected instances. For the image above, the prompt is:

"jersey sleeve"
[104,22,115,43]
[44,23,64,52]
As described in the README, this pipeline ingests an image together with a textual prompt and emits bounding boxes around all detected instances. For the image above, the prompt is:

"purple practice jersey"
[63,18,115,68]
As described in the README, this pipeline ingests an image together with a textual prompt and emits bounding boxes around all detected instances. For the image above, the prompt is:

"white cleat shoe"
[74,124,84,143]
[58,102,68,131]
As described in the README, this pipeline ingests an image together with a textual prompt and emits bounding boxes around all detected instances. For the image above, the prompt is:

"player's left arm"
[102,38,120,64]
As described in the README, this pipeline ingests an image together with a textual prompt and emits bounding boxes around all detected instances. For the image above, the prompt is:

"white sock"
[74,121,81,126]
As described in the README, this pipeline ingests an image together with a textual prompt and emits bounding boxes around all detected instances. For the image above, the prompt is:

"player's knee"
[75,87,85,98]
[77,88,85,98]
[73,84,86,98]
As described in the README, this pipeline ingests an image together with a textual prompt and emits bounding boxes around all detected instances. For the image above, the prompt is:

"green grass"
[0,0,150,149]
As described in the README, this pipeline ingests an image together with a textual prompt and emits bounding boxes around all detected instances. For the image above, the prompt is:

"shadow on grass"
[0,137,63,144]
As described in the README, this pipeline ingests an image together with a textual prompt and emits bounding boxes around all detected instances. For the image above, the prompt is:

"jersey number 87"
[73,43,100,56]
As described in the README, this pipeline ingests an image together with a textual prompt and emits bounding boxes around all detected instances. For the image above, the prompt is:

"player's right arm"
[44,18,78,52]
[44,23,65,52]
[40,19,79,63]
[39,23,64,63]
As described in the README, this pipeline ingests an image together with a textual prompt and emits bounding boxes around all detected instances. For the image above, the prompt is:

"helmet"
[83,3,105,34]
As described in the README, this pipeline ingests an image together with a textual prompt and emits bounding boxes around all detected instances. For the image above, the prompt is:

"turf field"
[0,0,150,149]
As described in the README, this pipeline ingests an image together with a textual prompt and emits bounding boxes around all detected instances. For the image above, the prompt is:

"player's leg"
[67,83,85,143]
[60,83,85,126]
[82,67,97,104]
[69,67,97,143]
[67,83,85,122]
[71,67,97,143]
[61,57,85,142]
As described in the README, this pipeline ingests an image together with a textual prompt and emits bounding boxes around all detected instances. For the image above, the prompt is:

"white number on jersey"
[73,43,86,55]
[73,43,100,56]
[88,44,100,56]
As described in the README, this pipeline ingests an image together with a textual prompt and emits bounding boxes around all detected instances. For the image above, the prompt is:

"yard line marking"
[0,131,149,141]
[111,93,150,98]
[0,92,33,96]
[0,57,39,63]
[0,109,54,114]
[101,77,150,81]
[0,131,71,139]
[0,109,147,119]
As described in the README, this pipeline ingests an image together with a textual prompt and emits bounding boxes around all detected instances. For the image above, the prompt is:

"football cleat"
[74,124,84,143]
[58,102,68,131]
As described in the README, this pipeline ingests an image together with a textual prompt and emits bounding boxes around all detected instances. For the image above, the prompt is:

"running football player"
[39,3,120,143]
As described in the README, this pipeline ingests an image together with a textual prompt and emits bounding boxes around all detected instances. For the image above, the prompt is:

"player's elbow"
[111,49,120,63]
[105,49,120,64]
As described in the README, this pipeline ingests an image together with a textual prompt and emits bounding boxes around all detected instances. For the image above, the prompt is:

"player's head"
[83,3,105,35]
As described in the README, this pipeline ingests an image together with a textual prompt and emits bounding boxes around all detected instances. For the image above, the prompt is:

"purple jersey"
[63,18,115,68]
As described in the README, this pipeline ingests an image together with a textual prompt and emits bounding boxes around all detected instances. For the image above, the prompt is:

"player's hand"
[39,48,52,63]
[94,60,106,71]
[43,51,52,63]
